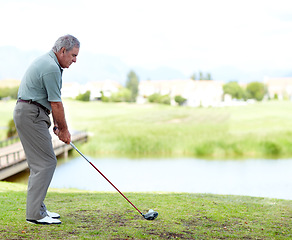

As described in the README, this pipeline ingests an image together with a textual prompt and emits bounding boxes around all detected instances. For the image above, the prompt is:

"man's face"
[58,47,79,68]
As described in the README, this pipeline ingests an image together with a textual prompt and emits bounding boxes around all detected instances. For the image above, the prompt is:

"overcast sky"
[1,0,292,81]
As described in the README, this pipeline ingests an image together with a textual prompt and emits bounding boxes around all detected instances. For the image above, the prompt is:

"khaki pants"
[13,101,56,220]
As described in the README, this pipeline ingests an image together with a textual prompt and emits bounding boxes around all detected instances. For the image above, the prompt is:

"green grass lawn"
[1,102,292,239]
[0,181,291,239]
[66,100,292,158]
[2,100,292,158]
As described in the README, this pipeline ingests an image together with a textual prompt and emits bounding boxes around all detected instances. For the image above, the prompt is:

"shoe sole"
[26,219,61,225]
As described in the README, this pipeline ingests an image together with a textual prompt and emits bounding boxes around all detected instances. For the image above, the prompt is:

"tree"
[199,71,204,80]
[190,73,196,80]
[206,73,212,80]
[223,81,245,99]
[197,71,212,80]
[246,82,267,101]
[126,70,139,102]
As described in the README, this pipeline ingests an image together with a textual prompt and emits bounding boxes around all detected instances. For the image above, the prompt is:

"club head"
[142,209,158,220]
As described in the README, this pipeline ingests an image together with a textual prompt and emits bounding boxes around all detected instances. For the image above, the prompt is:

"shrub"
[261,141,281,156]
[110,88,131,102]
[0,87,19,99]
[195,142,215,156]
[148,93,160,103]
[7,119,17,138]
[148,93,171,105]
[76,91,90,101]
[223,81,245,100]
[159,95,171,105]
[246,82,267,101]
[175,95,187,106]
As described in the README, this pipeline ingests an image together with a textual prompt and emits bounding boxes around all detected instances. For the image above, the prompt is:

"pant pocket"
[34,107,51,128]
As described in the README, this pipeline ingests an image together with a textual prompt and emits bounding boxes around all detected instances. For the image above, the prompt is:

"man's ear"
[60,47,66,55]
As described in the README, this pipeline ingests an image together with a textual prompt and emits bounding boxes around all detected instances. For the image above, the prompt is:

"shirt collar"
[49,50,63,75]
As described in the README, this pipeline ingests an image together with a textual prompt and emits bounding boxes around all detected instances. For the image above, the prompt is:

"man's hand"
[57,129,71,144]
[53,126,71,144]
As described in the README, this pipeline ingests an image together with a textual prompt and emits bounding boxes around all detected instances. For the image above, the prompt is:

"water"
[47,157,292,200]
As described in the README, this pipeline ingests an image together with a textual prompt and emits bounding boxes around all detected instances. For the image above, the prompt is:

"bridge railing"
[0,130,88,170]
[0,149,25,169]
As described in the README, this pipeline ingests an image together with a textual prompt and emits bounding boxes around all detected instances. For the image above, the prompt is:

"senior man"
[13,35,80,225]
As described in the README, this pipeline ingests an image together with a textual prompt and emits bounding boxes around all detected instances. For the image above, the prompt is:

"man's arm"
[51,101,71,144]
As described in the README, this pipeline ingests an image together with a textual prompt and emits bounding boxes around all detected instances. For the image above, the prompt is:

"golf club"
[69,141,158,220]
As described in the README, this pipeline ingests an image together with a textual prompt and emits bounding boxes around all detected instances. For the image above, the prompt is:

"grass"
[1,101,292,238]
[2,100,292,158]
[0,181,291,239]
[65,100,292,158]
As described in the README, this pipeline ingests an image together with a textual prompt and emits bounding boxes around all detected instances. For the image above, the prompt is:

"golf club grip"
[70,142,143,216]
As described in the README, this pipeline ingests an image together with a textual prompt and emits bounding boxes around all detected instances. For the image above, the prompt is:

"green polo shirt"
[18,50,63,111]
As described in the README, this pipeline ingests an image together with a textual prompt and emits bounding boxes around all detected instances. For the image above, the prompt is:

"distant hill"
[0,46,188,86]
[0,46,42,81]
[1,46,290,85]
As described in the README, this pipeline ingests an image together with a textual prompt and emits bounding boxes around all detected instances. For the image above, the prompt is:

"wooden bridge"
[0,131,88,180]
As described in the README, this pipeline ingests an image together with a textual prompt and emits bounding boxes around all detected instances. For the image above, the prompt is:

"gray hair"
[52,34,80,52]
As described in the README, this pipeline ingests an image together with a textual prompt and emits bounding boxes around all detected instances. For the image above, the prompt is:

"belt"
[17,99,50,114]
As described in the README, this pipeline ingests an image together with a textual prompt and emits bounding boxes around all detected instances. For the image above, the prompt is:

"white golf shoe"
[46,210,60,219]
[26,216,61,225]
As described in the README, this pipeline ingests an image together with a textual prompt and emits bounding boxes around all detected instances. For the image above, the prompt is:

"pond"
[45,157,292,200]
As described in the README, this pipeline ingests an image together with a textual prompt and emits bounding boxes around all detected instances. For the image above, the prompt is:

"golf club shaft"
[70,142,143,216]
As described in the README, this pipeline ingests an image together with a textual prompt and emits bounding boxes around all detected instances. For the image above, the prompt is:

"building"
[84,80,122,100]
[138,79,224,107]
[61,82,83,99]
[61,80,122,100]
[264,77,292,100]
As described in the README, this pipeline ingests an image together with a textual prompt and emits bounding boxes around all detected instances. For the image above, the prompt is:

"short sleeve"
[42,71,62,102]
